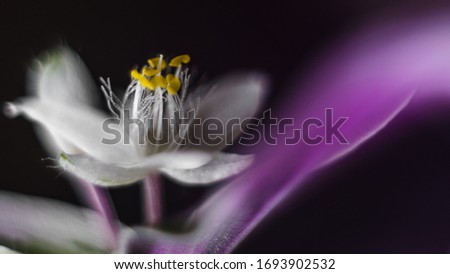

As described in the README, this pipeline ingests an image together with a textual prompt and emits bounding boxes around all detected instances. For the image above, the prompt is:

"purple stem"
[72,179,118,248]
[142,173,163,226]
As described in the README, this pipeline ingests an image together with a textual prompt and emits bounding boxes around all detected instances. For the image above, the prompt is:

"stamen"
[142,67,160,77]
[130,69,142,80]
[131,54,190,95]
[150,75,167,89]
[131,69,156,90]
[140,78,156,90]
[166,74,181,95]
[148,57,167,70]
[169,54,190,67]
[118,53,196,153]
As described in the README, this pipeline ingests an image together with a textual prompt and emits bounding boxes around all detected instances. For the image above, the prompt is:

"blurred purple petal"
[133,15,450,253]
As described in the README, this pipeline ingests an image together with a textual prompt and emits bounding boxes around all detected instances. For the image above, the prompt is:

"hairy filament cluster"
[100,54,197,154]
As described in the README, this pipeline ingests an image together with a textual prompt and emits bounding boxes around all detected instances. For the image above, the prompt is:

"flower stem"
[142,173,163,226]
[72,179,118,248]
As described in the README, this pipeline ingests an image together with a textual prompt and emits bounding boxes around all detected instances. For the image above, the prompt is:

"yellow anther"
[148,57,167,70]
[142,67,160,77]
[131,69,155,90]
[140,77,156,90]
[169,54,190,67]
[130,69,143,80]
[166,74,181,95]
[150,75,167,89]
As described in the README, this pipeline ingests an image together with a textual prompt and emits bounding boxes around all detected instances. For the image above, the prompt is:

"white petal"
[30,47,99,106]
[8,98,139,165]
[59,153,152,187]
[33,126,81,156]
[28,47,100,154]
[161,152,254,185]
[59,151,213,187]
[0,191,114,253]
[187,72,268,151]
[6,47,100,156]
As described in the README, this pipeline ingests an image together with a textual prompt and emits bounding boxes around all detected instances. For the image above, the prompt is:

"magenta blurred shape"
[131,14,450,253]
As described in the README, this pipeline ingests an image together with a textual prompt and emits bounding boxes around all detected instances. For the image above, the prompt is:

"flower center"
[100,54,196,153]
[130,54,190,95]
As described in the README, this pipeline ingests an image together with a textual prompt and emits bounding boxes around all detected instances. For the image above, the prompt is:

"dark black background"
[1,0,450,253]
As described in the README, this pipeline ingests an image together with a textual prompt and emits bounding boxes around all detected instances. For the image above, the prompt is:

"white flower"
[5,48,267,187]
